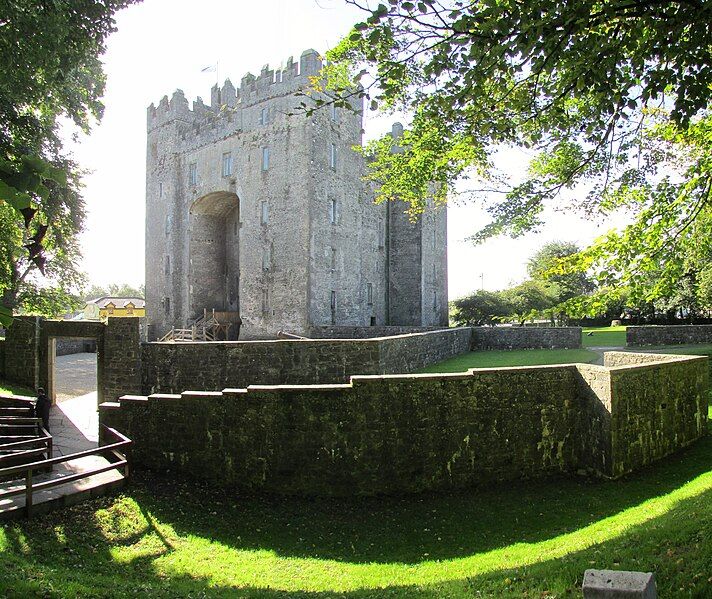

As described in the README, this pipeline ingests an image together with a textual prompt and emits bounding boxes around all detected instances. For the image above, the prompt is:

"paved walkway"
[0,353,124,519]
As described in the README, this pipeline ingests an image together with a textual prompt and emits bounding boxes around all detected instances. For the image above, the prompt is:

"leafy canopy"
[324,0,712,300]
[0,0,136,323]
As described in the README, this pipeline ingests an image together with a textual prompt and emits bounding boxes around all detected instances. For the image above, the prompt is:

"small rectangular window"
[260,201,269,225]
[330,143,337,169]
[260,107,268,126]
[222,152,232,177]
[331,103,337,122]
[158,182,163,198]
[164,255,170,278]
[262,246,271,271]
[330,247,336,271]
[330,290,337,311]
[262,147,270,171]
[367,283,373,306]
[164,215,171,236]
[329,198,337,224]
[189,163,197,186]
[163,297,170,315]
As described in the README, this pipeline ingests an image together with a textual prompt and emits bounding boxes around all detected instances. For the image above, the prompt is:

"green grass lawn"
[419,348,599,373]
[0,380,33,396]
[582,326,627,347]
[1,406,711,597]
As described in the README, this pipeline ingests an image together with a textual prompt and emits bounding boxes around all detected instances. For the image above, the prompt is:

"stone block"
[582,569,657,598]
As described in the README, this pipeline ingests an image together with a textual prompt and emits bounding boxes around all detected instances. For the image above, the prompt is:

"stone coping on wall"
[100,351,708,496]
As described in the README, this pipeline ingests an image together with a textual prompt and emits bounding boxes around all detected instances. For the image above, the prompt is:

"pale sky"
[68,0,614,300]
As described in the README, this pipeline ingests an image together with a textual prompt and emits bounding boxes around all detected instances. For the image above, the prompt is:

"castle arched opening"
[189,191,240,320]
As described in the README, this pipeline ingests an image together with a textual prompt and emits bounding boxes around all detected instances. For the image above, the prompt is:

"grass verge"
[419,348,599,373]
[582,326,627,347]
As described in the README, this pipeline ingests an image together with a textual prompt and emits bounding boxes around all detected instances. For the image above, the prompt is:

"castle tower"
[145,50,447,340]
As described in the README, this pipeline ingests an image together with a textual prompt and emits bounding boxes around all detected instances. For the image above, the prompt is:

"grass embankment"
[1,407,711,597]
[582,326,627,347]
[419,348,599,373]
[0,380,33,396]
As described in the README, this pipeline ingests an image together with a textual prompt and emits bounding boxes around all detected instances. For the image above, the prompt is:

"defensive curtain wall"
[99,351,708,496]
[0,317,583,400]
[627,324,712,346]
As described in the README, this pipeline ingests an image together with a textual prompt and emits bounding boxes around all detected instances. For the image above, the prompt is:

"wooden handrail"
[0,424,131,517]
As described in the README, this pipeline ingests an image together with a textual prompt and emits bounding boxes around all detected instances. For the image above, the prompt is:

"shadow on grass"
[0,420,709,597]
[134,426,712,565]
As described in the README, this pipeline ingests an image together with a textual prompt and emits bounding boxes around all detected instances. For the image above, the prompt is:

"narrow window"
[330,247,337,271]
[164,255,170,277]
[367,283,373,306]
[158,182,163,198]
[164,297,170,315]
[331,103,337,122]
[164,215,171,237]
[237,196,242,223]
[330,143,337,169]
[331,290,337,311]
[189,163,197,185]
[433,290,438,311]
[329,198,337,224]
[262,289,269,314]
[260,107,268,126]
[222,152,232,177]
[260,200,269,225]
[262,246,271,271]
[262,147,270,171]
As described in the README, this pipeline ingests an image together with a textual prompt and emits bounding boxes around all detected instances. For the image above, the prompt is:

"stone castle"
[145,49,447,340]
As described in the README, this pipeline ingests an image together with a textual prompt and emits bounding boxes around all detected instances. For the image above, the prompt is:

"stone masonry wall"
[100,352,708,496]
[3,316,41,389]
[102,318,142,402]
[140,328,469,395]
[470,326,581,350]
[627,325,712,346]
[604,351,709,476]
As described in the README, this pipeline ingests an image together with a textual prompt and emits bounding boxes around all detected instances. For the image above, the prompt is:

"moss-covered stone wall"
[100,352,708,496]
[140,328,472,394]
[627,324,712,346]
[470,326,581,350]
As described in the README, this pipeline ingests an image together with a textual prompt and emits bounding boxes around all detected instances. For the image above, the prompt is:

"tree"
[501,280,556,326]
[451,289,511,326]
[323,1,712,302]
[0,0,137,323]
[82,283,145,302]
[527,241,595,303]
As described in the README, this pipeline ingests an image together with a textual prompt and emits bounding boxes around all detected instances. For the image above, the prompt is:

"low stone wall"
[3,316,41,389]
[100,352,708,496]
[470,326,581,350]
[627,325,712,346]
[604,351,709,476]
[55,338,97,356]
[140,328,470,395]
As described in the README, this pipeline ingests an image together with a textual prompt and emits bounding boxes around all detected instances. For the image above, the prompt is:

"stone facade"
[145,49,448,341]
[140,327,471,395]
[99,351,708,496]
[470,326,582,350]
[627,324,712,346]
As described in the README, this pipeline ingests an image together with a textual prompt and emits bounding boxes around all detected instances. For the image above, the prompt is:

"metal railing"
[0,425,131,518]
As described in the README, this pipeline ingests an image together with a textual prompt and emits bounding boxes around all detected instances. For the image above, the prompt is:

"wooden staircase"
[159,308,237,342]
[0,395,131,519]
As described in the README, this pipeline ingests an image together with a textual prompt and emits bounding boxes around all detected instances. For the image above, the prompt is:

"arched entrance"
[189,191,240,319]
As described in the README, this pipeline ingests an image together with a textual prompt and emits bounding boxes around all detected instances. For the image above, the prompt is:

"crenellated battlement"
[147,49,322,132]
